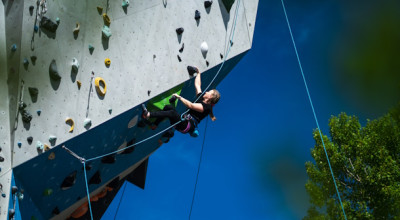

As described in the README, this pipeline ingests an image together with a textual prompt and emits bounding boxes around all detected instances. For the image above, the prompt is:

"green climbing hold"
[36,141,44,151]
[102,26,112,38]
[147,84,183,111]
[122,0,130,7]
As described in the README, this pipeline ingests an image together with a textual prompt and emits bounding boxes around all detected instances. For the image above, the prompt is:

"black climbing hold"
[169,96,177,104]
[206,60,209,67]
[220,53,223,59]
[11,186,18,194]
[82,163,92,171]
[9,209,15,218]
[137,121,146,128]
[179,43,184,53]
[61,171,77,190]
[29,6,34,12]
[0,147,2,152]
[0,156,4,162]
[52,207,60,215]
[19,102,27,111]
[30,56,37,65]
[101,154,116,164]
[27,136,33,144]
[176,27,184,35]
[40,16,58,33]
[177,55,181,62]
[148,90,151,96]
[187,66,199,76]
[29,87,38,98]
[204,1,213,8]
[89,171,102,185]
[49,59,61,80]
[230,40,233,46]
[195,10,201,20]
[21,111,32,123]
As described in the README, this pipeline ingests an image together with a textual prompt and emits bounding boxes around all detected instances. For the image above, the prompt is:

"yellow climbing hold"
[104,58,111,66]
[44,144,50,151]
[77,80,81,89]
[65,117,74,133]
[48,152,55,160]
[73,22,80,34]
[103,13,111,26]
[95,77,107,96]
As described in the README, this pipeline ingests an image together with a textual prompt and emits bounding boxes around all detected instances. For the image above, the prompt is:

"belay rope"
[280,0,347,219]
[61,0,242,219]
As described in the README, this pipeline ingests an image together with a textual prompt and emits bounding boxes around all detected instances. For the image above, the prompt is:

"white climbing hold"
[127,115,138,128]
[84,118,92,129]
[36,141,44,151]
[71,58,79,71]
[73,22,80,34]
[201,41,208,54]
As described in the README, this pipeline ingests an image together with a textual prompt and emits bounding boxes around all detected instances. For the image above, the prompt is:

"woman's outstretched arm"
[173,93,204,113]
[194,68,202,95]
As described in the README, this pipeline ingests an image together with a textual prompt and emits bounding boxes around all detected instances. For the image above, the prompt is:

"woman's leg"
[152,105,176,126]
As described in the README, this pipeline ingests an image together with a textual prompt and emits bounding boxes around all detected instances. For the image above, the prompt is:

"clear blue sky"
[102,0,400,219]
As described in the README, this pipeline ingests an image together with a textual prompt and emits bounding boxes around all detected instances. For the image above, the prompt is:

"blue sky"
[102,0,400,219]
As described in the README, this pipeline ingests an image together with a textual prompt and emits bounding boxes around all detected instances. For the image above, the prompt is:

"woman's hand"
[172,93,181,99]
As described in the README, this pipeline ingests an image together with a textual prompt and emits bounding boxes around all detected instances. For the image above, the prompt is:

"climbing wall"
[0,0,258,219]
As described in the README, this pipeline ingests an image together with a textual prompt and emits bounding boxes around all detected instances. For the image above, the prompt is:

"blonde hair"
[209,89,220,121]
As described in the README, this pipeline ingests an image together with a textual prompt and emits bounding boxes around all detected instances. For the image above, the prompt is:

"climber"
[142,67,220,137]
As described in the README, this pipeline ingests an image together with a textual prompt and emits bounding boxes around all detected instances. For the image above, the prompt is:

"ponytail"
[209,107,217,121]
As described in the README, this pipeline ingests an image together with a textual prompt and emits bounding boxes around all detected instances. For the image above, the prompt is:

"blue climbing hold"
[23,58,29,65]
[18,142,22,147]
[34,25,39,32]
[11,44,17,52]
[37,110,41,116]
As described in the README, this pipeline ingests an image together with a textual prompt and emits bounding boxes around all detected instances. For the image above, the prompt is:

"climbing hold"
[21,111,33,123]
[176,27,184,35]
[61,171,77,190]
[44,144,50,151]
[73,22,80,35]
[108,108,112,114]
[49,59,61,80]
[31,56,37,63]
[102,25,112,38]
[12,186,18,194]
[195,10,201,20]
[97,6,103,14]
[37,110,41,116]
[71,58,79,71]
[56,17,60,24]
[27,136,33,144]
[71,202,88,218]
[179,43,184,53]
[84,118,92,129]
[36,141,44,151]
[177,55,181,62]
[88,44,94,53]
[49,136,57,145]
[0,156,4,162]
[122,0,130,7]
[220,53,223,59]
[23,58,29,66]
[18,192,24,200]
[28,87,38,99]
[230,40,234,46]
[40,16,58,32]
[29,6,34,12]
[18,142,22,147]
[11,44,17,52]
[101,154,116,164]
[206,60,209,66]
[34,25,39,32]
[65,118,74,133]
[52,207,60,215]
[95,77,107,96]
[204,0,213,8]
[187,66,199,76]
[89,171,102,185]
[77,80,81,89]
[103,13,111,26]
[43,188,53,196]
[48,152,55,160]
[201,41,209,54]
[104,58,111,66]
[148,90,151,96]
[9,209,15,218]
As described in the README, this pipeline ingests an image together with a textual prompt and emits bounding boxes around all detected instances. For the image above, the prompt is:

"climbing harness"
[280,0,347,219]
[179,114,199,137]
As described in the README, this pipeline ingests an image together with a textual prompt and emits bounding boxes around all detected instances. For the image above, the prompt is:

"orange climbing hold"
[70,202,88,219]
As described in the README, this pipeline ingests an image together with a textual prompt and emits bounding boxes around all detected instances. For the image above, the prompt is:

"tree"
[304,103,400,219]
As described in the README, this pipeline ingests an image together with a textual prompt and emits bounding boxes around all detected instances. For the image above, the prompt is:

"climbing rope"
[188,117,209,220]
[62,0,242,219]
[113,182,127,220]
[280,0,347,219]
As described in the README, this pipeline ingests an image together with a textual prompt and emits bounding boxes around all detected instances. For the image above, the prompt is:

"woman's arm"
[173,94,204,113]
[194,68,202,95]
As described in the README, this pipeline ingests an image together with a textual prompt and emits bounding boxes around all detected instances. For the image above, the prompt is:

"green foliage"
[305,103,400,219]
